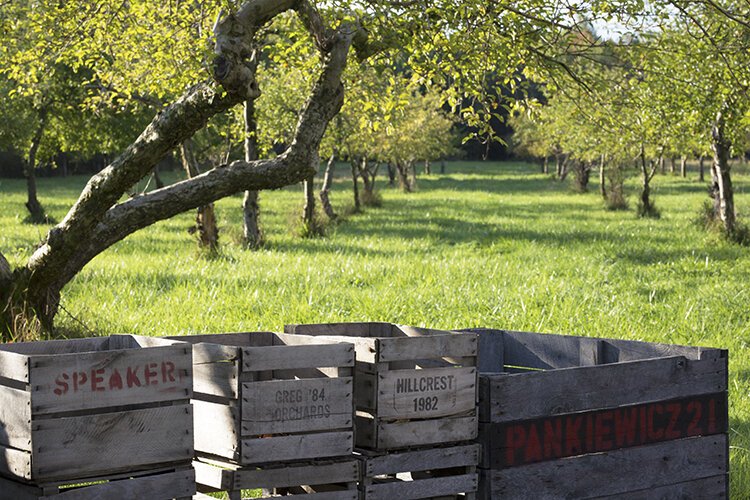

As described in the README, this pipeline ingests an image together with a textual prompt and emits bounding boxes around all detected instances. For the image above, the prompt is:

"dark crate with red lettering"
[468,328,729,499]
[169,332,355,466]
[285,323,478,450]
[357,443,480,500]
[0,335,193,483]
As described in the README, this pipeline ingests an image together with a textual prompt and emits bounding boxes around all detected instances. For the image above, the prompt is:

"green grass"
[1,161,749,497]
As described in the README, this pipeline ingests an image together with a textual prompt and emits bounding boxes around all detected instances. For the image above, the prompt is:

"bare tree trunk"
[638,144,658,218]
[395,161,412,192]
[359,156,373,194]
[711,110,736,235]
[658,153,665,174]
[24,110,49,224]
[542,156,549,175]
[669,156,676,174]
[387,162,396,186]
[303,174,316,230]
[179,140,219,253]
[699,155,705,182]
[350,160,361,212]
[12,1,356,331]
[153,166,165,189]
[680,156,687,178]
[599,154,606,200]
[319,151,337,220]
[440,161,446,174]
[243,98,263,249]
[424,159,431,175]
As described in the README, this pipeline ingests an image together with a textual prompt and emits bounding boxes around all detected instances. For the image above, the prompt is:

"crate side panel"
[0,442,32,480]
[193,399,239,461]
[364,444,480,476]
[31,404,193,481]
[373,415,478,449]
[285,323,388,338]
[29,345,192,415]
[486,355,726,423]
[502,331,582,369]
[377,334,477,363]
[362,473,477,500]
[0,385,32,450]
[241,377,353,435]
[0,338,110,355]
[242,344,354,372]
[194,361,238,399]
[376,367,476,419]
[596,474,727,499]
[233,460,360,490]
[240,431,353,464]
[0,475,39,499]
[0,351,30,383]
[47,468,196,500]
[168,332,274,347]
[485,435,727,499]
[602,338,707,362]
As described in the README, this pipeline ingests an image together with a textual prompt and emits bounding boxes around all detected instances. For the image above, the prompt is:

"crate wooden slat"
[0,335,193,483]
[170,332,355,465]
[285,323,479,451]
[0,465,195,500]
[467,328,729,499]
[194,457,359,499]
[358,444,480,500]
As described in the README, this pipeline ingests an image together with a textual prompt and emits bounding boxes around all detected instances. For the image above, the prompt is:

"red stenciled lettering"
[564,415,583,456]
[543,418,562,459]
[505,425,526,467]
[161,361,176,383]
[585,414,594,452]
[127,366,142,388]
[687,401,703,436]
[144,363,158,386]
[665,403,682,440]
[639,406,648,444]
[72,371,88,392]
[109,369,123,390]
[595,410,613,451]
[91,368,105,392]
[708,398,717,434]
[647,403,664,441]
[524,424,543,463]
[54,373,70,396]
[614,407,638,447]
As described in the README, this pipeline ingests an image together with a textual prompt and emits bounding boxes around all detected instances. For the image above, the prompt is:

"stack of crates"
[285,322,481,499]
[0,335,195,499]
[172,332,360,499]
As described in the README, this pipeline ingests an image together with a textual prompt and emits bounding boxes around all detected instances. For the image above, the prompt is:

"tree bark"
[24,110,49,224]
[387,162,396,186]
[319,151,337,220]
[669,156,676,174]
[17,1,355,329]
[303,174,316,228]
[350,159,361,211]
[658,153,665,174]
[243,97,263,249]
[699,155,705,182]
[396,161,412,192]
[542,156,549,175]
[599,154,606,200]
[710,110,736,235]
[680,156,687,178]
[638,144,658,217]
[179,140,219,253]
[424,159,431,175]
[153,166,165,189]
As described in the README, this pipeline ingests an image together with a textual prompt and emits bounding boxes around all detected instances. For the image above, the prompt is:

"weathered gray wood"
[241,377,353,435]
[239,431,353,464]
[242,343,354,372]
[31,404,193,481]
[376,367,476,419]
[46,469,195,500]
[258,490,356,500]
[579,337,604,366]
[0,442,32,479]
[193,399,239,461]
[194,361,238,399]
[0,350,30,383]
[362,444,480,476]
[377,334,477,363]
[472,330,504,373]
[483,355,726,422]
[29,344,192,415]
[355,371,377,409]
[503,330,582,369]
[362,473,477,500]
[357,415,477,449]
[0,337,110,355]
[189,342,239,364]
[0,385,32,450]
[485,435,727,499]
[285,322,392,338]
[0,475,40,499]
[169,332,274,348]
[602,338,716,363]
[596,474,727,499]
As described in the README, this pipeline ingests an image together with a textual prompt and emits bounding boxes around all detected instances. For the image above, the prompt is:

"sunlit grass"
[1,161,748,497]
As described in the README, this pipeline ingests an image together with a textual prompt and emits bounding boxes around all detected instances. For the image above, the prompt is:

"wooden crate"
[170,332,355,465]
[284,323,479,450]
[357,443,480,500]
[0,335,193,483]
[0,464,195,499]
[468,328,729,499]
[194,457,360,499]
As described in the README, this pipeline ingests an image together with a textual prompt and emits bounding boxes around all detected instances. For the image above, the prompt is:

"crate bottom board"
[356,414,478,451]
[194,458,359,498]
[478,435,728,500]
[0,465,195,500]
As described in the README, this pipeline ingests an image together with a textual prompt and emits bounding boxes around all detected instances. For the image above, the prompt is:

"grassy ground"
[1,161,748,497]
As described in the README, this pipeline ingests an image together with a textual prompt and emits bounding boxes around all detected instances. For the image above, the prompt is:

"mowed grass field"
[1,161,749,496]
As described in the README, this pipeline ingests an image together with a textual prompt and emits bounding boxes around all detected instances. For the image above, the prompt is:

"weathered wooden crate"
[194,457,360,499]
[169,332,355,465]
[284,323,479,451]
[0,335,193,483]
[357,443,480,500]
[468,328,729,499]
[0,464,195,499]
